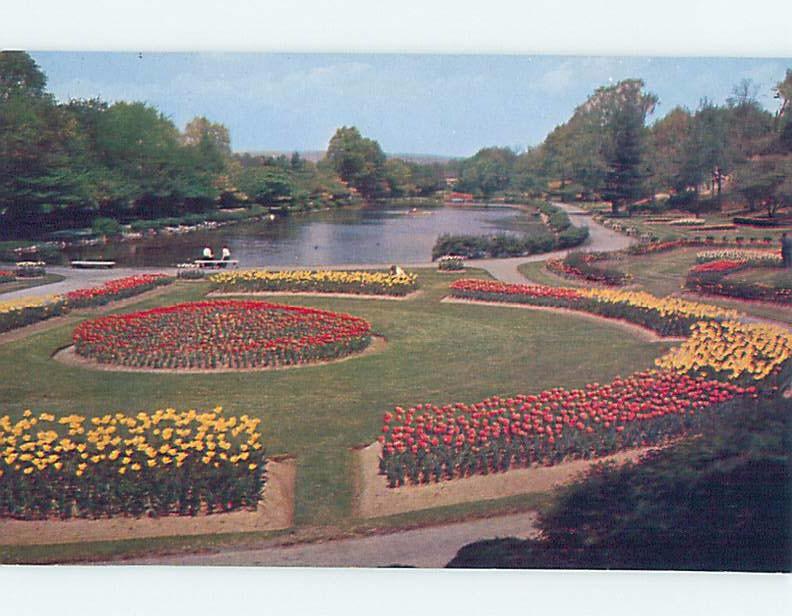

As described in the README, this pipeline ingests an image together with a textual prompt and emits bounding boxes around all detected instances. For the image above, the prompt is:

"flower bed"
[0,296,67,334]
[73,300,372,370]
[15,261,46,278]
[378,371,755,487]
[546,252,630,286]
[210,269,418,296]
[668,217,707,226]
[0,407,265,519]
[0,271,14,284]
[689,260,747,274]
[696,249,782,267]
[656,320,792,382]
[65,274,173,308]
[685,271,792,304]
[449,279,738,337]
[438,255,465,271]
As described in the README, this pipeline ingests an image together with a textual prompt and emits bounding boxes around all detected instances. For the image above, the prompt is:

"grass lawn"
[0,274,65,296]
[727,267,792,287]
[0,268,672,561]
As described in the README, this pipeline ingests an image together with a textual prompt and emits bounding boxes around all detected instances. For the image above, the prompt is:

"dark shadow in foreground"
[447,397,792,572]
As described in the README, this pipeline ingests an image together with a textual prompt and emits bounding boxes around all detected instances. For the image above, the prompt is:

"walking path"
[109,511,539,567]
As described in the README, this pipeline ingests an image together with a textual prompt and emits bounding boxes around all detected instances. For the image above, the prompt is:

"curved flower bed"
[73,300,372,370]
[0,275,174,335]
[689,259,747,274]
[65,274,173,308]
[379,371,755,487]
[685,256,791,304]
[210,269,418,296]
[696,249,782,267]
[0,407,265,519]
[546,252,630,286]
[449,279,738,337]
[379,277,792,487]
[0,296,67,334]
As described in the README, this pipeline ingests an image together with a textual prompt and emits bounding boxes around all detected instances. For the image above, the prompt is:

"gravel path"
[111,512,539,567]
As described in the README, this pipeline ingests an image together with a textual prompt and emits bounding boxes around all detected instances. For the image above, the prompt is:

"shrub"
[446,397,792,572]
[91,217,122,237]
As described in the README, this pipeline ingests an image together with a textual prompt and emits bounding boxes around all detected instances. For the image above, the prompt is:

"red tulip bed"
[684,260,792,305]
[546,252,630,286]
[65,274,173,308]
[73,300,372,370]
[378,371,756,487]
[0,270,15,284]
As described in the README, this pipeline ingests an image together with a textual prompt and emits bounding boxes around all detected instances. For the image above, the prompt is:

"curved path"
[474,203,634,283]
[109,512,539,567]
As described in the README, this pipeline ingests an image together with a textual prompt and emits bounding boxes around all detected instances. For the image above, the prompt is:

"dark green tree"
[325,126,388,200]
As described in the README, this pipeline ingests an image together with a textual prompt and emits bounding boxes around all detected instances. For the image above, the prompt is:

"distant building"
[446,191,474,203]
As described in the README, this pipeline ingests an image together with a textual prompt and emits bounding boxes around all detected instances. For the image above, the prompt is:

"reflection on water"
[64,205,522,267]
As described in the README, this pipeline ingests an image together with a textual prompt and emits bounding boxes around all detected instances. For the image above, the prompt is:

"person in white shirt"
[221,246,231,261]
[202,246,213,259]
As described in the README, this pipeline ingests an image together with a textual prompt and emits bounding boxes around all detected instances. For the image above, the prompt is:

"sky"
[31,52,792,158]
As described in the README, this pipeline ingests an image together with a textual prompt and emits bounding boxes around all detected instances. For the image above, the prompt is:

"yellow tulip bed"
[0,296,68,334]
[656,320,792,382]
[449,279,792,383]
[209,269,418,296]
[0,407,265,519]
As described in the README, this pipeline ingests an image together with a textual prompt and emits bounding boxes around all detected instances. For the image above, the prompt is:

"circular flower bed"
[73,300,372,370]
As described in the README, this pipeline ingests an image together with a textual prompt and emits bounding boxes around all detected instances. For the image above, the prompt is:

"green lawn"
[0,273,65,296]
[0,268,672,560]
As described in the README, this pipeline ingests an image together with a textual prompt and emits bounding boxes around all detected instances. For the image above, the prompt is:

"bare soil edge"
[440,296,685,343]
[52,335,387,374]
[354,441,655,519]
[207,289,422,301]
[0,457,295,546]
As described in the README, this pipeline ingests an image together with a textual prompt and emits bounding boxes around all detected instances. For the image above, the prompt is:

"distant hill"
[239,150,457,164]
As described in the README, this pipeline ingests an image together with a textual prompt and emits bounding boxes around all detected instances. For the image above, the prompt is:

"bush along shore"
[431,202,589,260]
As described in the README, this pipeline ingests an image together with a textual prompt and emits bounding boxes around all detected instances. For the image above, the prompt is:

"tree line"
[451,74,792,218]
[0,52,445,240]
[2,51,791,240]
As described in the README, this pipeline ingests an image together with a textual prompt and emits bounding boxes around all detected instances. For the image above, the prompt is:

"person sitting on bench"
[202,246,214,260]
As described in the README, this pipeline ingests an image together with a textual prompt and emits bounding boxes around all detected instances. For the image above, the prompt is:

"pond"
[63,205,539,267]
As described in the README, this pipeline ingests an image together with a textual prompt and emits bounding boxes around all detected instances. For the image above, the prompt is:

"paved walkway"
[110,512,539,567]
[475,203,634,283]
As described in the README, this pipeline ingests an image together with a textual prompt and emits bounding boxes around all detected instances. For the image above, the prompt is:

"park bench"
[70,260,116,269]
